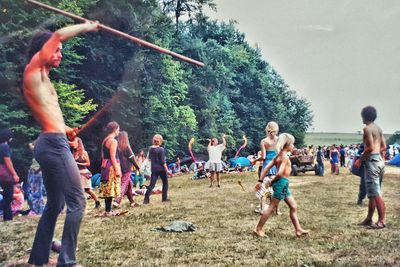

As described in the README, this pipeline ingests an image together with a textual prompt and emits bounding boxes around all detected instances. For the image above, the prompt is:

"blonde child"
[251,121,279,214]
[253,133,310,237]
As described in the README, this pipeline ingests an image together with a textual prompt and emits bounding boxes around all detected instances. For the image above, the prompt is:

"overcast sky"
[207,0,399,134]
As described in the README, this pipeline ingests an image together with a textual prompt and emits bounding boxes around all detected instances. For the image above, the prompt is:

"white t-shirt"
[208,144,225,163]
[348,149,355,159]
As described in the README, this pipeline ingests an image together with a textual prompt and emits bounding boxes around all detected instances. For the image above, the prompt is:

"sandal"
[367,222,386,230]
[357,220,373,226]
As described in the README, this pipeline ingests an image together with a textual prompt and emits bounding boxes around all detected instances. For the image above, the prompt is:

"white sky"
[207,0,400,134]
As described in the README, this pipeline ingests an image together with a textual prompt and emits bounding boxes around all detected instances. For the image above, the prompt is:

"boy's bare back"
[363,123,385,154]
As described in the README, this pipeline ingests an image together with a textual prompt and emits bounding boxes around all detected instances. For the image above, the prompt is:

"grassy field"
[1,165,399,267]
[304,132,392,146]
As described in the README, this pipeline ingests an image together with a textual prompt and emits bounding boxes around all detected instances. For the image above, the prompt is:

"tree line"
[0,0,313,175]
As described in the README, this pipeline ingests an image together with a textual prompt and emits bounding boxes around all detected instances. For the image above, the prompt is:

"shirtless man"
[23,21,99,266]
[354,106,386,229]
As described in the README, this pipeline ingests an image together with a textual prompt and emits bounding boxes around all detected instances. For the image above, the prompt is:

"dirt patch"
[385,166,400,175]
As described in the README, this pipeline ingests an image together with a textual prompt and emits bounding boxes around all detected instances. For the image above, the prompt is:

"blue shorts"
[272,177,292,200]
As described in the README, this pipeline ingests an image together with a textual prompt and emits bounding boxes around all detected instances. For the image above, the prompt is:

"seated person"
[180,164,190,173]
[11,184,25,215]
[235,163,243,172]
[193,162,207,179]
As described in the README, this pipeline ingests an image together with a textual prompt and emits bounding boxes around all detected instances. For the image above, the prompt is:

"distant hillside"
[304,132,391,146]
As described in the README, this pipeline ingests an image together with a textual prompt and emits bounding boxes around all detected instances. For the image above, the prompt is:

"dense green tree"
[0,0,313,174]
[160,0,216,31]
[0,0,100,175]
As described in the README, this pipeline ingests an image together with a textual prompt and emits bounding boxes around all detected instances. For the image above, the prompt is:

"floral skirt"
[99,165,121,198]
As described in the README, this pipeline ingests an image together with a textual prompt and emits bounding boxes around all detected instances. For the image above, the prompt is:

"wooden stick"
[27,0,205,67]
[238,181,246,192]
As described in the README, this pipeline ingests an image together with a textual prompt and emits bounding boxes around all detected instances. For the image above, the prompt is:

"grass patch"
[1,166,399,266]
[304,132,392,146]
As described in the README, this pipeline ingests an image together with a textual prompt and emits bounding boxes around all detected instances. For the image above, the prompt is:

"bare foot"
[47,257,57,265]
[253,228,265,237]
[130,202,140,208]
[296,229,310,237]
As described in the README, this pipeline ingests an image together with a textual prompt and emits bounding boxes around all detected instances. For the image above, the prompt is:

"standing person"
[71,137,101,209]
[0,128,19,222]
[353,144,366,205]
[251,121,279,214]
[135,149,146,188]
[325,146,330,163]
[251,122,279,175]
[253,133,310,237]
[316,146,325,176]
[23,21,99,266]
[114,131,140,208]
[347,145,356,173]
[340,145,346,167]
[330,144,340,175]
[143,134,172,204]
[354,106,386,229]
[99,121,122,216]
[205,134,227,187]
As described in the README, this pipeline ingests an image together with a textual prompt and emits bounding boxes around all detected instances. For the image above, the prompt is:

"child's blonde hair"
[152,134,163,145]
[265,121,279,134]
[276,133,295,152]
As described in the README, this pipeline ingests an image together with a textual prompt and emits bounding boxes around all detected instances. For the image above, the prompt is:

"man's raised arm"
[34,21,99,66]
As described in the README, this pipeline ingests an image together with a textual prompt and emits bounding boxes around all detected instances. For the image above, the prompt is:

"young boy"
[253,133,310,237]
[354,106,386,229]
[251,121,279,214]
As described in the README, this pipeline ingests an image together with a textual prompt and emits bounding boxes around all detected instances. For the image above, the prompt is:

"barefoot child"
[251,121,279,214]
[254,133,310,237]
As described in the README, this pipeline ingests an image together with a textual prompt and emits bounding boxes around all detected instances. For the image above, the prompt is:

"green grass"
[1,166,399,266]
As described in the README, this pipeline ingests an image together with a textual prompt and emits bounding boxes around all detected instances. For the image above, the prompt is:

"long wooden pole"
[75,90,126,137]
[27,0,205,67]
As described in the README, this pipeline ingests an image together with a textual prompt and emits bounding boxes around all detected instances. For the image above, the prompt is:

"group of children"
[251,121,310,237]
